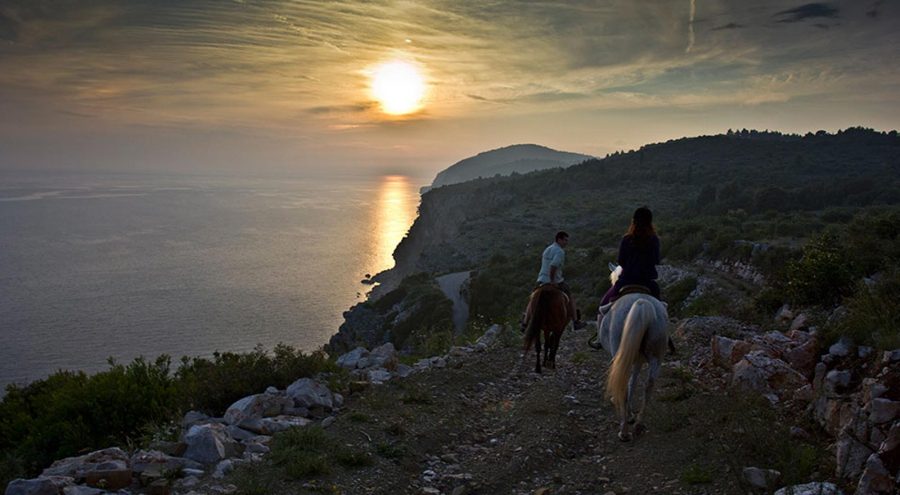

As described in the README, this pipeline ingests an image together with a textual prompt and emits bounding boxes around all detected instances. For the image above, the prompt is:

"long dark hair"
[625,206,655,247]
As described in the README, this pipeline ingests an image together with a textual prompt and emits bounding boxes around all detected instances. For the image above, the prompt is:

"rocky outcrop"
[707,307,900,494]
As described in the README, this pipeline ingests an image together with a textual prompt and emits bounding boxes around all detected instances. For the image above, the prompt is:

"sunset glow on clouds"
[1,1,898,175]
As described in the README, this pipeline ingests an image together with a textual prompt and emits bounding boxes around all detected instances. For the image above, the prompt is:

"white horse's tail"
[605,298,654,417]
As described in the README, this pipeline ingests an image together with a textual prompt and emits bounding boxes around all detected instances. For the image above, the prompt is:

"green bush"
[827,269,900,350]
[0,345,335,484]
[785,233,854,306]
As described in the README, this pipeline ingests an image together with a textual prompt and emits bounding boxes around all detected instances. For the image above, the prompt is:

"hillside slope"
[428,144,593,190]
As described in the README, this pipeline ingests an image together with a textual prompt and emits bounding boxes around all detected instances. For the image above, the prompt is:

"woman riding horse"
[600,206,661,309]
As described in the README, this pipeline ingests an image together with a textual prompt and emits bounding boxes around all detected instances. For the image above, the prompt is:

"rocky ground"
[224,321,839,495]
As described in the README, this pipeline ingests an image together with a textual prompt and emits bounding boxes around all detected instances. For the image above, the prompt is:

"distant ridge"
[425,144,592,191]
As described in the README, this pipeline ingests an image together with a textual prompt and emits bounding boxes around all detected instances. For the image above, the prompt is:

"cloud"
[711,22,744,31]
[774,3,839,23]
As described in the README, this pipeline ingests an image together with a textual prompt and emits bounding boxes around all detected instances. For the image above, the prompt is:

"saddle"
[618,284,652,297]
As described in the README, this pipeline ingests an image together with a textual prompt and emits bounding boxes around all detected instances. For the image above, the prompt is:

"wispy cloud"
[0,0,898,172]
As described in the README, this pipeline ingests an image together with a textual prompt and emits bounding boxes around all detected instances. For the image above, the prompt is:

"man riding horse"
[528,231,584,330]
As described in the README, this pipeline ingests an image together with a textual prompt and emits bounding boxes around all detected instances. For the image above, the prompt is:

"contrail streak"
[686,0,696,53]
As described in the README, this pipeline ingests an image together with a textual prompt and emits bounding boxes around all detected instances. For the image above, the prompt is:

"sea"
[0,170,422,390]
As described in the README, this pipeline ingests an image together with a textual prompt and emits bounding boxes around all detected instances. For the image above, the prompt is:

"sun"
[370,60,426,115]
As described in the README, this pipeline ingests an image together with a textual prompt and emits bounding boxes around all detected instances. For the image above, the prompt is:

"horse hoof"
[617,432,632,442]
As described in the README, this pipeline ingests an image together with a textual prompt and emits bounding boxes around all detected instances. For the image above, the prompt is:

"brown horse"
[522,285,571,373]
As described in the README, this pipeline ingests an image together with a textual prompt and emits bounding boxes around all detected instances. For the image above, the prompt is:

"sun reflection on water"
[373,175,417,272]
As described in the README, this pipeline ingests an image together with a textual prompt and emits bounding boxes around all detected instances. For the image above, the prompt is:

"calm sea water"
[0,170,421,389]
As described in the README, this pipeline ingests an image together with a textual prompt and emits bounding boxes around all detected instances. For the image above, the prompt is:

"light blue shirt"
[537,242,565,284]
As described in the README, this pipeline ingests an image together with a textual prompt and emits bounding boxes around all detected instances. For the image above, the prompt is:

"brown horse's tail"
[523,288,547,352]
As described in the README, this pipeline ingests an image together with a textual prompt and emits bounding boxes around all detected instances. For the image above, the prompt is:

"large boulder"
[223,393,293,425]
[183,423,240,465]
[731,351,808,398]
[286,378,333,410]
[41,447,130,480]
[711,335,752,369]
[856,453,895,494]
[368,343,398,370]
[336,347,369,369]
[5,477,71,495]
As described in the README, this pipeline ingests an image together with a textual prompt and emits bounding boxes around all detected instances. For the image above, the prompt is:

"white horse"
[595,263,669,441]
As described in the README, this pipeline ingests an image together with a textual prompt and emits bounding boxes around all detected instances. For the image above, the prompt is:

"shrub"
[827,269,900,350]
[785,233,854,306]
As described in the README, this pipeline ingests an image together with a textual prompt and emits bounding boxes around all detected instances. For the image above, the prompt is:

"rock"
[369,342,399,369]
[711,335,752,369]
[534,488,551,495]
[431,357,447,368]
[5,478,63,495]
[836,432,873,479]
[182,411,210,429]
[41,448,130,480]
[333,393,345,408]
[883,349,900,363]
[793,384,814,402]
[212,460,234,479]
[83,459,132,490]
[130,450,203,475]
[148,440,186,457]
[146,478,170,495]
[869,399,900,424]
[789,313,809,332]
[245,442,270,454]
[829,338,853,358]
[862,378,889,403]
[336,347,369,369]
[237,416,311,435]
[856,453,895,494]
[225,425,257,442]
[785,340,818,377]
[813,362,827,391]
[790,426,810,439]
[825,370,852,393]
[731,351,808,396]
[475,324,503,348]
[775,304,793,325]
[183,424,231,465]
[265,386,279,394]
[223,393,293,425]
[774,482,843,495]
[62,486,105,495]
[367,368,393,383]
[286,378,334,410]
[742,467,781,489]
[859,346,874,359]
[395,364,413,378]
[322,416,336,428]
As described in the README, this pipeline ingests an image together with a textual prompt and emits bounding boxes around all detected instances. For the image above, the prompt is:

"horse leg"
[618,363,642,442]
[626,362,642,424]
[634,357,661,436]
[534,330,542,374]
[550,330,562,369]
[542,330,550,367]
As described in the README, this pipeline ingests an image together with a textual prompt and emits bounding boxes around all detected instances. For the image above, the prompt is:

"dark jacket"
[617,234,660,286]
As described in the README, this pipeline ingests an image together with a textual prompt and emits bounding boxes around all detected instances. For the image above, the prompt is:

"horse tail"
[523,289,547,352]
[605,298,654,417]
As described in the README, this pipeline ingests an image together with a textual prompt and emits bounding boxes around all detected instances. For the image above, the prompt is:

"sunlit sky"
[1,1,898,178]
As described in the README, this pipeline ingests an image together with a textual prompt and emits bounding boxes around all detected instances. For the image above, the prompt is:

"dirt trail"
[308,323,757,495]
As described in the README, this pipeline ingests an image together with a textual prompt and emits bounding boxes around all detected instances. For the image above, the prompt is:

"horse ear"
[608,262,617,272]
